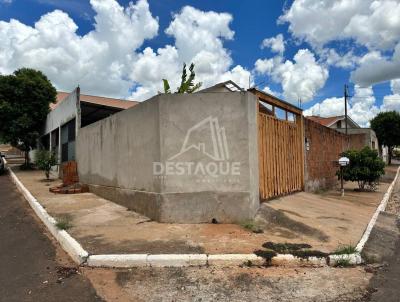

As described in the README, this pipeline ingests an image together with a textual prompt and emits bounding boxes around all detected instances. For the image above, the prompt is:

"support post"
[340,166,344,197]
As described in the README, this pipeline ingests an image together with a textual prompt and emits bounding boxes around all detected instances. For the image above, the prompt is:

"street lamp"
[338,156,350,197]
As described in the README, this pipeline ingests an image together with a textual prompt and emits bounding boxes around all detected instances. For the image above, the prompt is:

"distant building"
[37,87,137,166]
[306,115,383,158]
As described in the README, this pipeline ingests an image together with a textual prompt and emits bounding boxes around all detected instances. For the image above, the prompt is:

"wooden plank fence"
[258,112,304,200]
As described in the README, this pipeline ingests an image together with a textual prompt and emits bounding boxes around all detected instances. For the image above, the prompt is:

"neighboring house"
[307,115,380,153]
[307,115,359,129]
[37,87,137,167]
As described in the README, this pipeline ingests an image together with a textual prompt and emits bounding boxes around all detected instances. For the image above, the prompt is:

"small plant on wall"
[35,150,57,180]
[337,147,385,191]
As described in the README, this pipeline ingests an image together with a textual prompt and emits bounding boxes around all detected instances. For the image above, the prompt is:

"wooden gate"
[258,112,304,199]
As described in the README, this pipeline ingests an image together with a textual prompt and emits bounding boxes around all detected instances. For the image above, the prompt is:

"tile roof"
[306,115,343,127]
[51,91,138,110]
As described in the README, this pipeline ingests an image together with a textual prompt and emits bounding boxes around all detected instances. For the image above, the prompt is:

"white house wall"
[44,89,79,135]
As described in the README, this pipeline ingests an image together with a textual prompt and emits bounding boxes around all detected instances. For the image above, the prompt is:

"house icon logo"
[169,116,230,161]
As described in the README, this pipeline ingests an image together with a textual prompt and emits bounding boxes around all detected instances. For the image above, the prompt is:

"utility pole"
[344,84,348,135]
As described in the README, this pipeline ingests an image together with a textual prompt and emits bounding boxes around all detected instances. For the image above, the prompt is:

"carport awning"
[80,101,123,127]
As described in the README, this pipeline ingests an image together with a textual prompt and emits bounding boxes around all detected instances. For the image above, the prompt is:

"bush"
[337,147,385,190]
[35,150,57,180]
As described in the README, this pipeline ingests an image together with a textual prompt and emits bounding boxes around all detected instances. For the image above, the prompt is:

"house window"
[372,141,376,149]
[336,121,342,128]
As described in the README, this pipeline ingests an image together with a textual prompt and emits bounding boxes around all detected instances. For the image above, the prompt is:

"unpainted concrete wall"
[77,92,259,223]
[44,89,78,134]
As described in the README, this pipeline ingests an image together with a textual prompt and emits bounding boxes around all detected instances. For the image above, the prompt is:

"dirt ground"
[12,166,396,255]
[82,265,372,302]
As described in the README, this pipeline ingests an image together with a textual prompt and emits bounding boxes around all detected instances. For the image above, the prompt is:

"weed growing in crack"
[56,216,73,230]
[334,258,352,267]
[333,244,357,255]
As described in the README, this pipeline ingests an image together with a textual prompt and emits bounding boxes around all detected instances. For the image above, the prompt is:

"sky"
[1,0,400,126]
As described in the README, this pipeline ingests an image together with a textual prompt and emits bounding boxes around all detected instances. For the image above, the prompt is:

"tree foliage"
[0,68,56,166]
[35,149,57,180]
[370,111,400,164]
[337,147,385,191]
[162,63,202,94]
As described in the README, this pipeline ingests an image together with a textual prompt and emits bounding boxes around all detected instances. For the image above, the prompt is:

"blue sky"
[1,0,400,126]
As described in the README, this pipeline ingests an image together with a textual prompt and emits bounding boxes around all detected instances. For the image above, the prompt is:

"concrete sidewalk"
[12,165,398,255]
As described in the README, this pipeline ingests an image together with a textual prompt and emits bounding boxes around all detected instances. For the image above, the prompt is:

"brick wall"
[348,133,367,150]
[304,119,370,192]
[304,118,348,192]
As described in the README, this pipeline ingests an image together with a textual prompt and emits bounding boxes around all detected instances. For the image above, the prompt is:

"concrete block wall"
[77,92,259,223]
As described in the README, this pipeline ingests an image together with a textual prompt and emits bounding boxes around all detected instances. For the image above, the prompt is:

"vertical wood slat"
[258,112,303,200]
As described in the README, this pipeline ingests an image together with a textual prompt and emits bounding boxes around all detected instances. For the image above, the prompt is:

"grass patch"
[255,241,328,265]
[333,244,357,255]
[254,249,277,266]
[262,242,312,253]
[334,258,352,267]
[291,250,328,259]
[56,216,73,230]
[240,220,263,233]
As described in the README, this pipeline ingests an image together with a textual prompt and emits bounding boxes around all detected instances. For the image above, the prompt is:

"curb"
[7,165,88,265]
[7,163,400,268]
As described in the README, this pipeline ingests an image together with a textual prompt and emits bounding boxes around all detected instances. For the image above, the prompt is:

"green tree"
[35,149,57,180]
[337,147,385,191]
[370,111,400,164]
[0,68,56,167]
[162,63,202,94]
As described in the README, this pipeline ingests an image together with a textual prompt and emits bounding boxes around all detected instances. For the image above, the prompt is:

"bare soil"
[84,266,372,302]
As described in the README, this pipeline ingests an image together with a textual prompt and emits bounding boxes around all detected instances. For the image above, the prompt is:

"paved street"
[365,174,400,302]
[0,171,103,302]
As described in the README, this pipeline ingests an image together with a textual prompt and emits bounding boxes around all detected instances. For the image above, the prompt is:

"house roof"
[51,91,138,110]
[307,115,360,128]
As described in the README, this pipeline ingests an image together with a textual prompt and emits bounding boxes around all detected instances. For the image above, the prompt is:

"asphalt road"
[366,237,400,302]
[0,171,103,302]
[365,179,400,302]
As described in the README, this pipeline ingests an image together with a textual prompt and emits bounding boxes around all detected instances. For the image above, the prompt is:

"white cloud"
[351,43,400,86]
[381,94,400,111]
[319,48,359,69]
[281,0,400,88]
[280,0,400,51]
[0,0,251,100]
[262,86,281,97]
[391,79,400,94]
[130,6,251,99]
[261,34,285,54]
[304,86,379,127]
[0,0,13,4]
[304,97,345,117]
[0,0,159,98]
[255,49,328,103]
[381,79,400,112]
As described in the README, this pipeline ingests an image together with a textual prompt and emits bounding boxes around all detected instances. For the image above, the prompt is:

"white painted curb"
[7,162,400,269]
[87,254,148,267]
[355,166,400,252]
[7,166,88,265]
[326,165,400,267]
